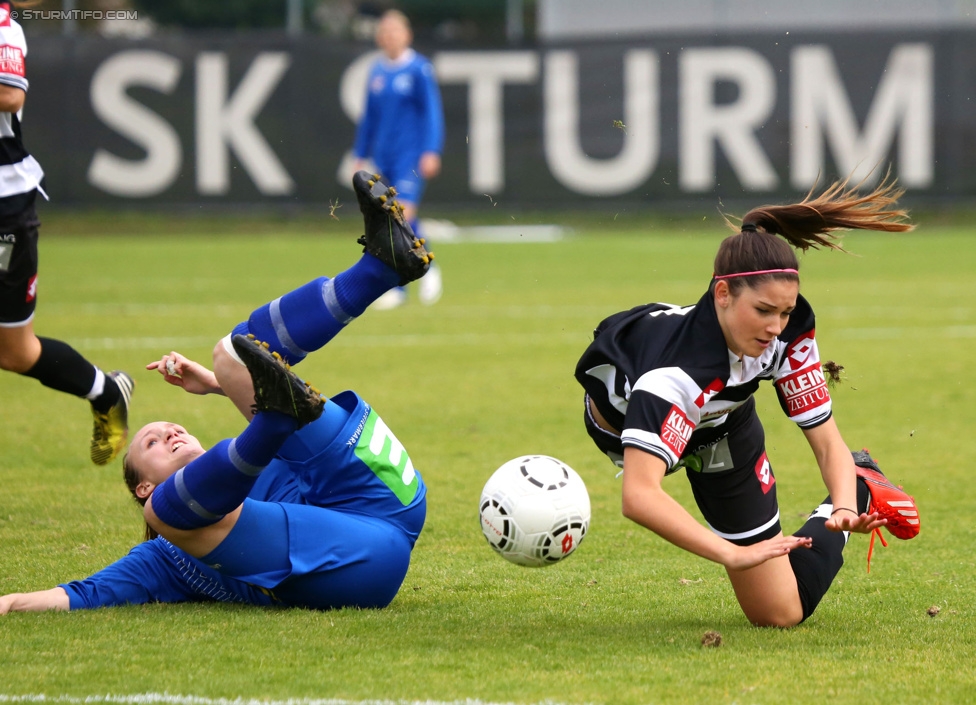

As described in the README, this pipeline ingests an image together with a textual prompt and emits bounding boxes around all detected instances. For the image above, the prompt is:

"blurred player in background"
[0,1,132,465]
[576,176,921,627]
[0,172,431,614]
[353,9,444,309]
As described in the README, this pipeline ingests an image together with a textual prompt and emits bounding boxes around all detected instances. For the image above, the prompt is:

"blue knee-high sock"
[239,254,399,365]
[150,412,298,531]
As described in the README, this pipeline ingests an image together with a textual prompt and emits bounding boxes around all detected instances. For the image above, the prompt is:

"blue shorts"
[200,499,414,609]
[199,391,427,610]
[375,157,426,206]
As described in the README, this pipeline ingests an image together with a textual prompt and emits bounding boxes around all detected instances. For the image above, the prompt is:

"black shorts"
[0,199,41,326]
[584,396,781,546]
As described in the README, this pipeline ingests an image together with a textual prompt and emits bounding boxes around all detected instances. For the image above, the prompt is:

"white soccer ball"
[479,455,591,567]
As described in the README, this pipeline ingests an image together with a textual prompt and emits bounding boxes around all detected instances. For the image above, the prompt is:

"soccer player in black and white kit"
[0,2,133,465]
[576,177,921,627]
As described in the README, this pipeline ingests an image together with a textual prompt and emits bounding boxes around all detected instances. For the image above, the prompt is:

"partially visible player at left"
[0,1,133,465]
[0,172,430,614]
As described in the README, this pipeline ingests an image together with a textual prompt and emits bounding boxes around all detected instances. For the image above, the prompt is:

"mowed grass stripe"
[0,695,573,705]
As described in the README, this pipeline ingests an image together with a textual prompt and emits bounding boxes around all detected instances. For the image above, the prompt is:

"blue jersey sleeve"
[60,539,277,610]
[417,59,444,155]
[60,540,199,609]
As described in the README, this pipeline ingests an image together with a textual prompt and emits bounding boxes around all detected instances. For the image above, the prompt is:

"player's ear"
[135,481,155,500]
[713,279,732,307]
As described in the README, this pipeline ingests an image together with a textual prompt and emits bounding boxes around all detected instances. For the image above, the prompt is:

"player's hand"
[825,509,885,534]
[146,352,220,395]
[725,535,813,571]
[0,593,15,615]
[419,152,441,179]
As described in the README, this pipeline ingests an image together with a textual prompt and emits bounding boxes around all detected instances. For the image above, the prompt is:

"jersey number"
[354,410,419,505]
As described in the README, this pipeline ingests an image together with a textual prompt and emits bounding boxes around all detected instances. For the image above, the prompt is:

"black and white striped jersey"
[576,286,832,472]
[0,5,44,217]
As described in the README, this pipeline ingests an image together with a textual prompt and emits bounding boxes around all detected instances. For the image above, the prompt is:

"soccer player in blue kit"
[0,173,433,614]
[353,9,445,309]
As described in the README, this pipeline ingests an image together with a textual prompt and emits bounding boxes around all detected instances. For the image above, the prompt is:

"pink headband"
[713,268,799,280]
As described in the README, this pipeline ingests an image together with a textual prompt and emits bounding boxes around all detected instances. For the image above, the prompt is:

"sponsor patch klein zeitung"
[661,404,694,456]
[776,364,829,415]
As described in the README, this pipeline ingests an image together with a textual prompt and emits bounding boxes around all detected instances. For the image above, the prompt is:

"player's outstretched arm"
[0,588,70,614]
[620,447,812,571]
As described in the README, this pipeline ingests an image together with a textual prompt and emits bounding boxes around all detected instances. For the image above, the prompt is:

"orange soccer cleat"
[852,449,920,571]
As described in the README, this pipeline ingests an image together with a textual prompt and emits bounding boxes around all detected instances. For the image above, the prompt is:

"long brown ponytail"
[714,173,914,292]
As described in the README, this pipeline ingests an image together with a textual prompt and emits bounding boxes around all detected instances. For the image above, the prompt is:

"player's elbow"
[620,489,646,523]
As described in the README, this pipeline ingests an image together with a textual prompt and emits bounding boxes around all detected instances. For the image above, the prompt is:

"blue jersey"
[61,391,427,611]
[353,49,444,175]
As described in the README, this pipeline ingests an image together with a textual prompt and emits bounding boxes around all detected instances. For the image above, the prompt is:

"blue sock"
[332,252,400,316]
[239,254,399,365]
[150,412,297,531]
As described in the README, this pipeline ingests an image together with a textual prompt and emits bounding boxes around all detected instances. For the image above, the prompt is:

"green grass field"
[1,211,974,704]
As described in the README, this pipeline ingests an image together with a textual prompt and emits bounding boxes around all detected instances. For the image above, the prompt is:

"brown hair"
[122,452,158,542]
[714,173,914,294]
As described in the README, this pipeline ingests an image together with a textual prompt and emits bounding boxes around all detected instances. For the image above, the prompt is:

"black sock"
[856,477,871,514]
[22,337,118,411]
[788,501,847,622]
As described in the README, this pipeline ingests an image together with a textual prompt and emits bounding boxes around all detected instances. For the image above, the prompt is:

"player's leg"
[145,335,324,556]
[213,172,431,413]
[742,450,920,623]
[0,210,133,465]
[684,402,809,626]
[369,164,423,310]
[393,166,442,306]
[226,171,430,365]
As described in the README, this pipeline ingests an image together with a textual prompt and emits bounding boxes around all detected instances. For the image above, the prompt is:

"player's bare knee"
[0,346,37,373]
[745,604,803,629]
[213,336,244,382]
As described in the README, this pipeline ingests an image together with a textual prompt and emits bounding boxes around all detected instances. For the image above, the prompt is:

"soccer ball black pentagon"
[479,455,591,567]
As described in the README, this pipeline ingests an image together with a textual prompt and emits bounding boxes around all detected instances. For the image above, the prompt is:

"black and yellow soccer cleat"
[231,334,325,427]
[352,170,432,286]
[90,370,134,466]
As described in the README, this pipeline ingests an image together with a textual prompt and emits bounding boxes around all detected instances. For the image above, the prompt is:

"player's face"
[376,17,411,59]
[128,421,206,492]
[716,279,798,358]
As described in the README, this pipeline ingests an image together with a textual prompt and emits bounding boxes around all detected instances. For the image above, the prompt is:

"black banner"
[21,30,975,208]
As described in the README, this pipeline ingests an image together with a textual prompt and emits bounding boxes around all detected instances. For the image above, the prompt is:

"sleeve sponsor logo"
[26,273,36,302]
[694,378,725,408]
[755,452,775,494]
[776,363,830,416]
[0,44,24,77]
[660,404,694,457]
[786,329,816,371]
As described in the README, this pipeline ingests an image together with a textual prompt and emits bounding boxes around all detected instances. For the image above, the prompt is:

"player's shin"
[237,257,398,365]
